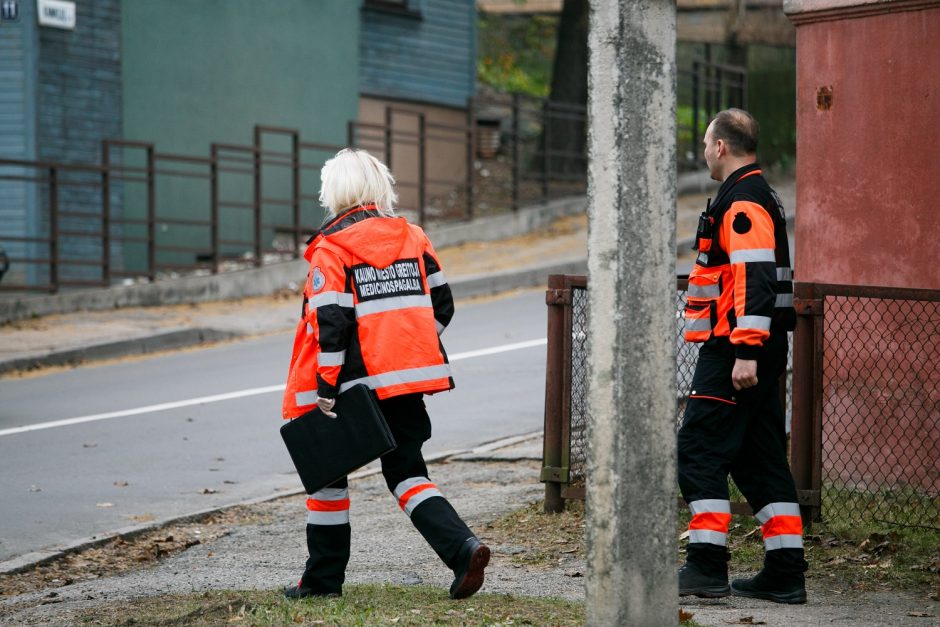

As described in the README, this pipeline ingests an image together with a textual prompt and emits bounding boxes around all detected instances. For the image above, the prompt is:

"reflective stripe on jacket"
[282,206,454,418]
[683,164,795,358]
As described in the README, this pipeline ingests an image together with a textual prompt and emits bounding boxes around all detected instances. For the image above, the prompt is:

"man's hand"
[317,397,337,418]
[731,359,758,391]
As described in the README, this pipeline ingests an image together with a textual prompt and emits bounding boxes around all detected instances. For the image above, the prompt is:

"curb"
[0,328,239,377]
[0,259,588,376]
[0,430,543,576]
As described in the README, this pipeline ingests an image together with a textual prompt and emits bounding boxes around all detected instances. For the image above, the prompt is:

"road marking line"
[0,338,547,437]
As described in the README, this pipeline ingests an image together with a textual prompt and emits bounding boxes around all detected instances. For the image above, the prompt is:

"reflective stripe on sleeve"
[309,291,354,309]
[684,317,713,332]
[318,350,346,367]
[355,294,432,317]
[775,293,794,308]
[436,320,446,335]
[729,248,775,264]
[393,477,443,516]
[306,323,314,335]
[426,271,447,288]
[777,267,793,281]
[295,390,318,407]
[736,315,772,331]
[337,364,452,395]
[687,283,721,299]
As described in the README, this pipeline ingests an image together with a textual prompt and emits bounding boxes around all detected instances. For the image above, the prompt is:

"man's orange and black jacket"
[683,163,795,359]
[282,205,454,418]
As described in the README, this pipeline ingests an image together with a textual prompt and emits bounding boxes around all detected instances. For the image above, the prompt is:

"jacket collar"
[711,163,761,211]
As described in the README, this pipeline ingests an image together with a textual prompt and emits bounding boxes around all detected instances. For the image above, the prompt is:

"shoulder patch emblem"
[732,211,752,235]
[312,267,326,292]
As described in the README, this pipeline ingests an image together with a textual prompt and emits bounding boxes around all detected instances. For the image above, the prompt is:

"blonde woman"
[282,149,489,600]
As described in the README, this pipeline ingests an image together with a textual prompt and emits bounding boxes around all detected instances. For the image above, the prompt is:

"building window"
[363,0,423,19]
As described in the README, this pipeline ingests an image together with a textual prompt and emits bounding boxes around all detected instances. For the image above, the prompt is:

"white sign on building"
[37,0,75,30]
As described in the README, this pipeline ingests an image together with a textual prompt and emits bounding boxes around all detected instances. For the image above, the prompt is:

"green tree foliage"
[477,13,558,97]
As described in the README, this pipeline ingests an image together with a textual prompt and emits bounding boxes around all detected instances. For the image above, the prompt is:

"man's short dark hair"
[711,108,759,156]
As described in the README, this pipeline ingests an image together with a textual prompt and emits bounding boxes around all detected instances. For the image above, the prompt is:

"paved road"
[0,290,547,563]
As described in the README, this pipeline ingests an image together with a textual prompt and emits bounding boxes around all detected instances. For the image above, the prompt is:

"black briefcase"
[280,384,396,494]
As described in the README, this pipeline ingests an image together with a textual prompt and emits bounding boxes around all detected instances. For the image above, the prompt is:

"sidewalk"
[2,434,932,626]
[0,178,794,377]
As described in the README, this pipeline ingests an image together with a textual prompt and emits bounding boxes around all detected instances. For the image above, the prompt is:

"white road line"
[0,338,547,438]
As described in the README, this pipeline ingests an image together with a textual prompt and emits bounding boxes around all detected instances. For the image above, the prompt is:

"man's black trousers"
[678,334,806,577]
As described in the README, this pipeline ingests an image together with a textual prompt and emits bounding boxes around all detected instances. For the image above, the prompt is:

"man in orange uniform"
[678,109,807,604]
[282,149,489,600]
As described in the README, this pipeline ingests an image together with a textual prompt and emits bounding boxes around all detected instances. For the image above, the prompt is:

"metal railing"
[0,126,344,293]
[542,275,939,530]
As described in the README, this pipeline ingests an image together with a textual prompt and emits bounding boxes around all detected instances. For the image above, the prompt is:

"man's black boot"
[678,562,730,598]
[449,537,490,600]
[731,570,807,604]
[283,581,341,599]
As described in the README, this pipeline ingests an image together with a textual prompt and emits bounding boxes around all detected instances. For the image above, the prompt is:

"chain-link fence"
[544,276,938,530]
[815,292,940,528]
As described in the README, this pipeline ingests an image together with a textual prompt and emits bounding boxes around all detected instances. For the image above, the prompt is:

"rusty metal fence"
[0,93,589,294]
[543,275,939,530]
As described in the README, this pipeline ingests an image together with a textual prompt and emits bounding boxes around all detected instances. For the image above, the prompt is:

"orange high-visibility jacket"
[282,206,454,418]
[683,164,795,358]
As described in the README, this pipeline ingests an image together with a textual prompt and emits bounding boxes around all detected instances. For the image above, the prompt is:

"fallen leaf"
[223,480,237,484]
[83,442,98,448]
[742,527,761,540]
[96,502,114,508]
[679,609,694,621]
[907,612,933,618]
[113,481,129,487]
[565,571,583,578]
[200,488,218,495]
[679,530,690,541]
[29,485,42,493]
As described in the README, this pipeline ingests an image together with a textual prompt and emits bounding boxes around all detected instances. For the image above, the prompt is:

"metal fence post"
[253,127,263,268]
[465,96,475,220]
[384,106,393,170]
[146,146,156,282]
[511,93,521,212]
[210,144,220,274]
[49,167,59,292]
[542,274,568,513]
[542,99,551,202]
[101,141,111,287]
[292,131,301,258]
[692,61,700,159]
[792,282,823,526]
[418,113,426,227]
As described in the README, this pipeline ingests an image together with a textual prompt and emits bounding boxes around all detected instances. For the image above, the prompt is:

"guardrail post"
[792,282,823,526]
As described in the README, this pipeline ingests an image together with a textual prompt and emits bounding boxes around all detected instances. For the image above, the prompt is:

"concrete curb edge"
[0,431,543,576]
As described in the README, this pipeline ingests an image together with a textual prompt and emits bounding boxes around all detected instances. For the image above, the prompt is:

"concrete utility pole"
[585,0,678,625]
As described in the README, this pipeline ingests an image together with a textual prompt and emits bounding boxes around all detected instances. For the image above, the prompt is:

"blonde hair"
[318,149,398,218]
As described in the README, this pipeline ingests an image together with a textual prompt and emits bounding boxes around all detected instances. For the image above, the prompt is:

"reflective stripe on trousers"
[755,502,803,550]
[687,499,732,547]
[393,476,443,517]
[306,487,350,525]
